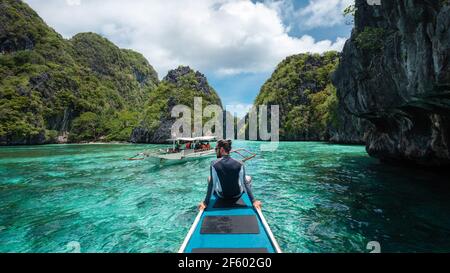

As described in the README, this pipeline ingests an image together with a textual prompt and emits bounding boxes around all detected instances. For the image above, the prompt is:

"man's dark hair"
[217,139,232,153]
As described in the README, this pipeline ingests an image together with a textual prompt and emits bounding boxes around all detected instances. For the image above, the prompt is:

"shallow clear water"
[0,142,449,253]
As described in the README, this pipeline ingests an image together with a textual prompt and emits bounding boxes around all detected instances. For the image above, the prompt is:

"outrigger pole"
[127,152,149,161]
[231,148,257,162]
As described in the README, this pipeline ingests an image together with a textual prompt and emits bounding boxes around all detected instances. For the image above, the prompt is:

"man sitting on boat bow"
[199,139,262,211]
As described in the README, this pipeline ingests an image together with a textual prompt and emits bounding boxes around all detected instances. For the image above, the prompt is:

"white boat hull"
[149,149,216,164]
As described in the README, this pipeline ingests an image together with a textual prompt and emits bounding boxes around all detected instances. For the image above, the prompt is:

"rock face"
[0,0,41,53]
[333,0,450,166]
[70,32,159,107]
[163,66,213,95]
[0,0,159,145]
[131,66,222,144]
[254,52,365,142]
[329,107,369,144]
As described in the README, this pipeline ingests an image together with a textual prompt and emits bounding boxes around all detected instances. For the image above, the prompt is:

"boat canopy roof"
[168,136,217,142]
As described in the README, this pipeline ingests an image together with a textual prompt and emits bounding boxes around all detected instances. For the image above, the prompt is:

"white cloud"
[65,0,81,6]
[298,0,354,29]
[24,0,347,78]
[226,103,254,118]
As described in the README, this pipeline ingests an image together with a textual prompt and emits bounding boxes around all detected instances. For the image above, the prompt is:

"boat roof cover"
[168,136,217,142]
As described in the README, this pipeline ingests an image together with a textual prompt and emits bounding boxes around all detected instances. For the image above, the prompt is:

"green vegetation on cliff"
[0,0,158,144]
[254,52,340,140]
[355,27,385,51]
[131,66,222,143]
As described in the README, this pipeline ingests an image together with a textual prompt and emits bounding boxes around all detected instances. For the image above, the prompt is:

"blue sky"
[210,0,353,115]
[25,0,353,116]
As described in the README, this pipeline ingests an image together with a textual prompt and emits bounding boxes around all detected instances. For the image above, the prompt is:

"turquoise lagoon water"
[0,142,450,253]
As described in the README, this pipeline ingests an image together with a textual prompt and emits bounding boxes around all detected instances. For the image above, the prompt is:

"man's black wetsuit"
[204,155,255,206]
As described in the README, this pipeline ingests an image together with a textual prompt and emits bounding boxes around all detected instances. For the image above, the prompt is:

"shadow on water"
[244,142,450,253]
[304,154,450,253]
[355,160,450,252]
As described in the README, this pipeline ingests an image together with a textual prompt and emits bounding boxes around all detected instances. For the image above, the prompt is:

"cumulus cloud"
[226,103,254,118]
[298,0,354,29]
[25,0,347,78]
[65,0,81,6]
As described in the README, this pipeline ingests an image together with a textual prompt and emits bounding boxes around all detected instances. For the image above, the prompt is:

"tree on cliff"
[254,52,340,141]
[0,0,159,145]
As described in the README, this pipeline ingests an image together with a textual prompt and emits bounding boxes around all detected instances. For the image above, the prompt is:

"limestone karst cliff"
[333,0,450,166]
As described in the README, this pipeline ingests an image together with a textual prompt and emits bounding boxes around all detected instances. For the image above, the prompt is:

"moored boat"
[128,136,217,164]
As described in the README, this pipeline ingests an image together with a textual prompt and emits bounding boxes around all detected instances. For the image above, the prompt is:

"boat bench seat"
[200,215,260,234]
[192,248,269,253]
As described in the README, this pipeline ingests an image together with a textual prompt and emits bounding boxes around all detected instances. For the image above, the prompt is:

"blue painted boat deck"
[183,193,276,253]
